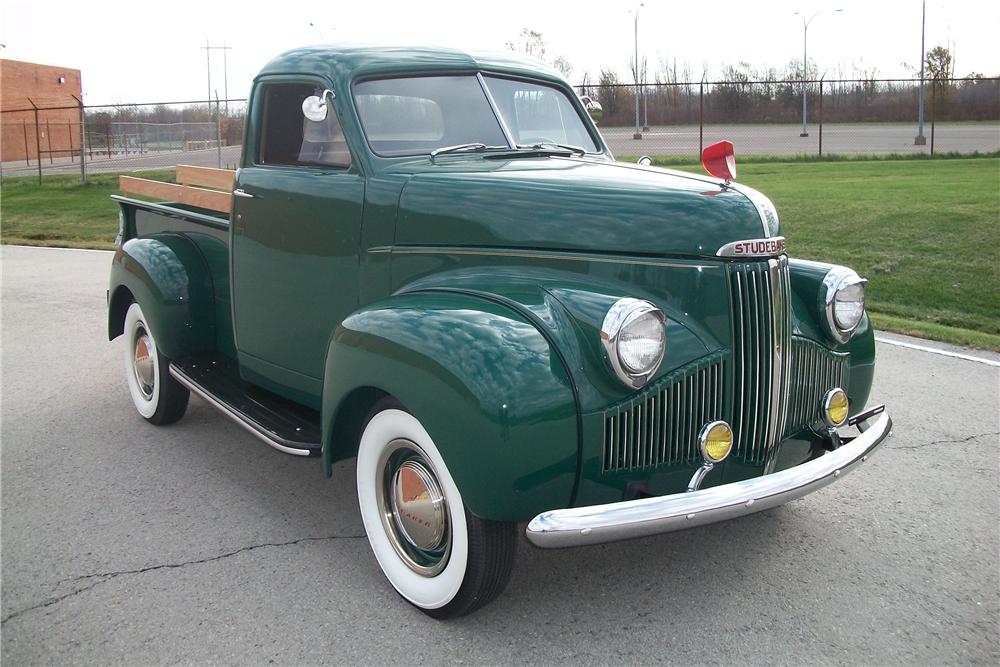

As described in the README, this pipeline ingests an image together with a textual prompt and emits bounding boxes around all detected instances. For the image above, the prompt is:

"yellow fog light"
[698,421,734,464]
[823,388,849,428]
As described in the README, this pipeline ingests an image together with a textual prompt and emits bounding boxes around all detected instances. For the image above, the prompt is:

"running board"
[169,361,321,457]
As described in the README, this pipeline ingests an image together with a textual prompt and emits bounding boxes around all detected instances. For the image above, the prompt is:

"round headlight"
[601,298,666,388]
[823,268,867,343]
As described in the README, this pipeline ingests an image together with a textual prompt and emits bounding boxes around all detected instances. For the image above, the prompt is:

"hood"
[394,158,773,259]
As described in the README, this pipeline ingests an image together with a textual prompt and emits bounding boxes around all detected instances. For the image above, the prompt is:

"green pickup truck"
[108,45,892,618]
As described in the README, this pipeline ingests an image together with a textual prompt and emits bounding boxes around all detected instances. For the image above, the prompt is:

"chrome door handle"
[233,188,255,199]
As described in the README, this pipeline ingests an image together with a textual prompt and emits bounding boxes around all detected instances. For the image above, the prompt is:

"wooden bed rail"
[119,165,236,214]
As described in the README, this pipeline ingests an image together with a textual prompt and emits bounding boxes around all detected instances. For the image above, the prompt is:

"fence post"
[73,95,86,184]
[106,128,112,159]
[29,98,42,184]
[930,79,937,156]
[699,79,705,159]
[22,121,30,166]
[46,119,53,164]
[818,77,825,157]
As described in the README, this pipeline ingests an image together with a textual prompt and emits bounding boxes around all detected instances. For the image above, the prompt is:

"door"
[232,80,364,406]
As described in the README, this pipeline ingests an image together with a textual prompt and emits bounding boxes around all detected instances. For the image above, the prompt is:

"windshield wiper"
[515,142,587,156]
[430,143,508,161]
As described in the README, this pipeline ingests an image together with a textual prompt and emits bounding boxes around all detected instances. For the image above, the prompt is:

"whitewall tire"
[356,397,516,618]
[123,302,189,425]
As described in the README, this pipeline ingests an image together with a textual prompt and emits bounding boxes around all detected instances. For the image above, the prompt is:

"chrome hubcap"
[391,460,447,551]
[377,440,451,576]
[132,328,155,400]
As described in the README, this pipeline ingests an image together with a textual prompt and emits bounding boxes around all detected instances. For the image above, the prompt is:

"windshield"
[482,76,598,153]
[353,74,598,157]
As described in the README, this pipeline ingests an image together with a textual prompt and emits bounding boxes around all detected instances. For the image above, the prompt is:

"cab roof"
[255,44,566,88]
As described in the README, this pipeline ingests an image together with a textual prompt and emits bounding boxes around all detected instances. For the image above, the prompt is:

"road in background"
[2,123,998,178]
[2,246,997,665]
[600,122,1000,157]
[0,145,242,178]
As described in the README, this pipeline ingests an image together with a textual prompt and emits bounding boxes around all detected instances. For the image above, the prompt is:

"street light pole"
[795,9,842,138]
[800,18,809,137]
[633,3,644,140]
[915,0,927,145]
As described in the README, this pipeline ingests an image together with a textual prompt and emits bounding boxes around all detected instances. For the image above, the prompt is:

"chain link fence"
[580,77,999,159]
[1,98,246,182]
[2,77,997,182]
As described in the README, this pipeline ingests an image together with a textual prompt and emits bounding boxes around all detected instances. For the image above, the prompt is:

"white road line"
[875,336,1000,368]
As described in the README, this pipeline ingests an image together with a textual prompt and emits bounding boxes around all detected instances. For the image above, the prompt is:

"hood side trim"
[368,245,722,270]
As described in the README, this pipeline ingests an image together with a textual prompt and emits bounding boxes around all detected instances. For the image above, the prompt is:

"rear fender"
[108,235,216,360]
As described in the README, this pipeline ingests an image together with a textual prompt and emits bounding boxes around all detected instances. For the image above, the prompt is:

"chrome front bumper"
[526,411,892,548]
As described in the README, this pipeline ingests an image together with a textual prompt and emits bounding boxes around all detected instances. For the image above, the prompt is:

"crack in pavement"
[1,533,366,625]
[10,430,995,624]
[890,431,1000,451]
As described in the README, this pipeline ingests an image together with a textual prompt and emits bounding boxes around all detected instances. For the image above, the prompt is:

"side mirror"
[302,89,336,122]
[701,140,736,182]
[637,155,652,166]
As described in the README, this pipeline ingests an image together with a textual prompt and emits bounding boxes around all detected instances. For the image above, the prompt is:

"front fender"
[108,235,216,359]
[321,291,578,522]
[398,265,729,412]
[788,258,876,410]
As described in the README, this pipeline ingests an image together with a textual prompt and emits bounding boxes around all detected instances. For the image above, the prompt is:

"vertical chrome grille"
[785,337,851,435]
[728,257,792,465]
[599,258,854,476]
[603,354,726,472]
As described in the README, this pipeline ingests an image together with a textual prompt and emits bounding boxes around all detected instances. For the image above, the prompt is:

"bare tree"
[552,56,573,80]
[506,27,575,81]
[598,67,623,116]
[505,28,546,59]
[925,45,954,80]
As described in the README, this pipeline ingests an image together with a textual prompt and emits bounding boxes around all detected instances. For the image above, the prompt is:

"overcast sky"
[1,0,997,106]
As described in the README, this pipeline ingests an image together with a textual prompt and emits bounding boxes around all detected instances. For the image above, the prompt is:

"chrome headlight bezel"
[823,267,868,343]
[600,298,666,389]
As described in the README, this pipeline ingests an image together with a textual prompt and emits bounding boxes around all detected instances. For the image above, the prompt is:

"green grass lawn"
[1,170,175,249]
[2,159,998,349]
[667,158,1000,349]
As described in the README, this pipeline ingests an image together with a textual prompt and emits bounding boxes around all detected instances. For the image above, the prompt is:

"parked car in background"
[579,94,603,121]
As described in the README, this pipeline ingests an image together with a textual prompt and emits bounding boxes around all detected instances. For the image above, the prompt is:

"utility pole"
[915,0,927,145]
[201,41,233,111]
[202,39,210,105]
[223,40,230,114]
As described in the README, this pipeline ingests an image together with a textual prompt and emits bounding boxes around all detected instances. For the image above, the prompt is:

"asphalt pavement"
[2,123,998,178]
[2,245,998,665]
[599,122,1000,156]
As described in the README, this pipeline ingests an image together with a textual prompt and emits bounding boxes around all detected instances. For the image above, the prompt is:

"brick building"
[1,59,83,163]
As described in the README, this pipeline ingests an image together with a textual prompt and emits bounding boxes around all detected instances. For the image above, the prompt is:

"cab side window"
[258,83,352,169]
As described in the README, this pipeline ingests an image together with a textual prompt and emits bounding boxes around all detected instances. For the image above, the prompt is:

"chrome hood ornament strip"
[717,237,787,258]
